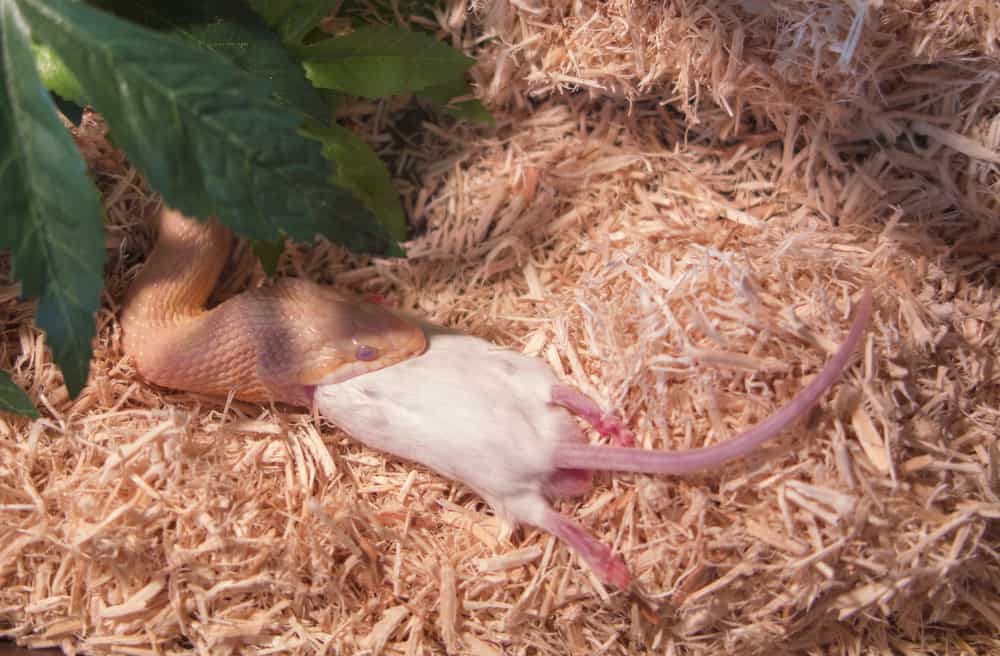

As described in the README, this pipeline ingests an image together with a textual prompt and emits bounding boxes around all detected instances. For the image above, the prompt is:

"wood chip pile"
[2,0,998,653]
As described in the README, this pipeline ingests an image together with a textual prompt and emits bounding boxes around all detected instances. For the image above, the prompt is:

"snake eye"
[355,344,379,361]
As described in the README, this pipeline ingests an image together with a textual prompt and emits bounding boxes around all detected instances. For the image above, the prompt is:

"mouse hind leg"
[543,507,630,588]
[550,384,635,447]
[508,494,630,589]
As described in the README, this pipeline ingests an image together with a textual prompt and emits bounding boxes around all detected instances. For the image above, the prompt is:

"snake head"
[329,299,429,382]
[298,297,428,386]
[256,281,429,397]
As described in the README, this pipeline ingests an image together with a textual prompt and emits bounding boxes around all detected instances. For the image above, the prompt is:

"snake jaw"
[305,351,418,386]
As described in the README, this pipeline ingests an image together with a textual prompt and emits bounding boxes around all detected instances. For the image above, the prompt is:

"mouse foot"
[551,384,635,447]
[544,508,630,589]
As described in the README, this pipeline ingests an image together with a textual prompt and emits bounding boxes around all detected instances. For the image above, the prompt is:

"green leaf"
[442,98,493,125]
[31,41,86,105]
[29,41,85,123]
[297,25,475,98]
[18,0,399,255]
[246,0,340,45]
[303,122,408,242]
[96,0,329,123]
[0,0,106,397]
[420,77,494,126]
[0,370,39,418]
[251,234,285,276]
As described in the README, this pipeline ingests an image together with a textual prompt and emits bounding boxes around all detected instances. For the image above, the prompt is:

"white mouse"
[313,290,873,588]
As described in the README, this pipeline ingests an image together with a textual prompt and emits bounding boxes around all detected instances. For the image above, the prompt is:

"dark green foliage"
[250,234,286,276]
[1,0,106,397]
[304,121,409,242]
[111,0,413,247]
[246,0,341,44]
[297,25,475,98]
[17,0,388,248]
[0,371,38,418]
[95,0,331,122]
[421,77,494,126]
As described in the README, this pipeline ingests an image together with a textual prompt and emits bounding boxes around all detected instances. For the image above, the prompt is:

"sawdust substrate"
[2,0,999,654]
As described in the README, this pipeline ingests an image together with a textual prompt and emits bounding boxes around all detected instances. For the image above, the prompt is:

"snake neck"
[122,207,233,326]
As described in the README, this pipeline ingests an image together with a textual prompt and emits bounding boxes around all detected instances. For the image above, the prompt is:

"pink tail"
[553,289,873,475]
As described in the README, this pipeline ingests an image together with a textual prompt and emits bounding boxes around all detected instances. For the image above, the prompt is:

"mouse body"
[313,326,632,586]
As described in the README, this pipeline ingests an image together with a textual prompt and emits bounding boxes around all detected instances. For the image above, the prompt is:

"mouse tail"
[553,288,874,475]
